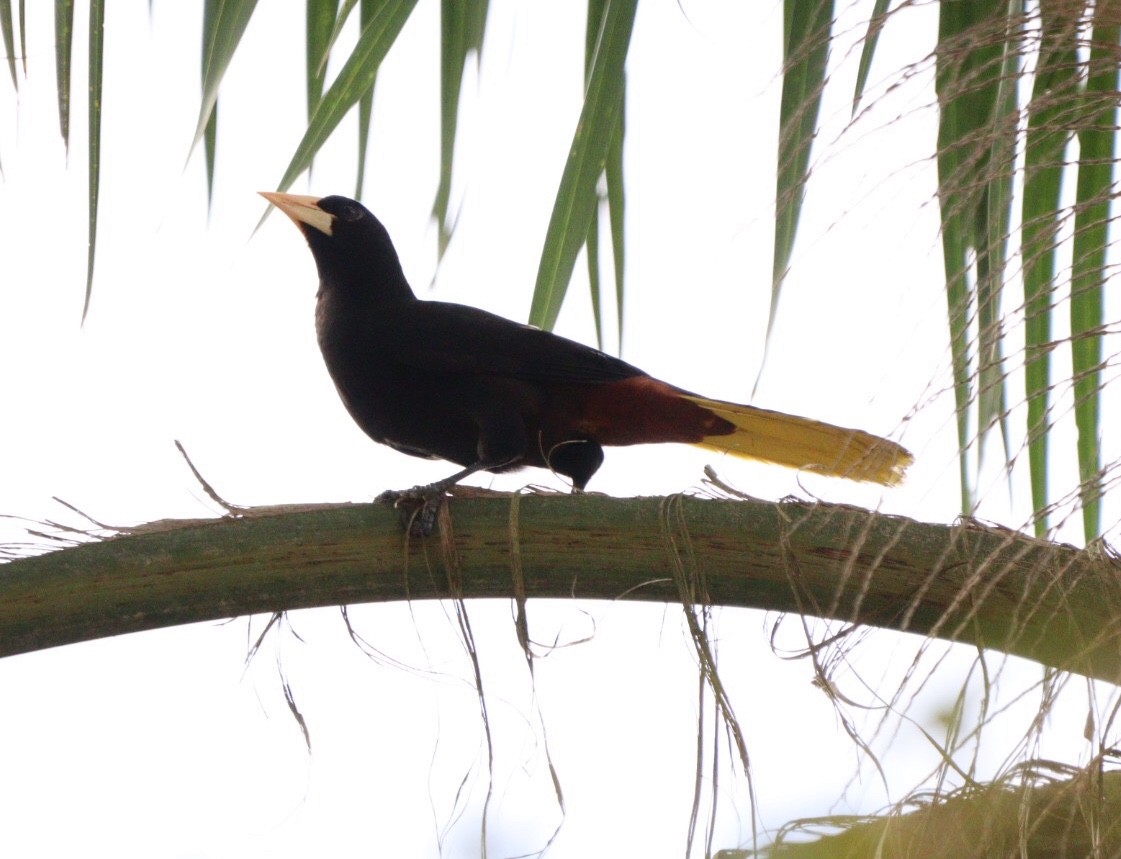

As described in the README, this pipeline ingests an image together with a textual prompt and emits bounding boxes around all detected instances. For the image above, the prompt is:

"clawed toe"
[377,484,449,537]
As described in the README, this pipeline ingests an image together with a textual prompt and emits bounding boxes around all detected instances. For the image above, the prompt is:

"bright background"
[0,2,1112,856]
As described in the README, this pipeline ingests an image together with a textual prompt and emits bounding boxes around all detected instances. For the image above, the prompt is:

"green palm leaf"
[82,0,103,324]
[1021,8,1078,536]
[271,0,418,196]
[54,0,73,151]
[528,0,637,332]
[431,0,489,259]
[0,0,18,92]
[194,0,259,209]
[767,0,833,354]
[1069,5,1118,542]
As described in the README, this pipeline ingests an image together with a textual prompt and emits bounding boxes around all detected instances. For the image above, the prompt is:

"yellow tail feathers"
[684,396,912,486]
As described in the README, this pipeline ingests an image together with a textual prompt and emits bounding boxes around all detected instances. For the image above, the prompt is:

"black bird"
[262,192,911,510]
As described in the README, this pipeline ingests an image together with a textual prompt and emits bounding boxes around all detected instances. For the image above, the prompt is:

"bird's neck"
[315,274,415,341]
[307,228,416,304]
[315,273,416,305]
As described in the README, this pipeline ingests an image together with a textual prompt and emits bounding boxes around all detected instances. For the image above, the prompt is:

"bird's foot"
[377,482,454,537]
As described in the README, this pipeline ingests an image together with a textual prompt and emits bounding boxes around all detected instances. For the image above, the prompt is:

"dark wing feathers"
[372,301,644,385]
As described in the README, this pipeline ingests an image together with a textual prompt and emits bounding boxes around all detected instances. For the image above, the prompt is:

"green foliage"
[763,764,1121,859]
[528,0,636,332]
[431,0,488,259]
[768,0,834,353]
[2,1,1116,535]
[197,0,259,207]
[84,0,103,325]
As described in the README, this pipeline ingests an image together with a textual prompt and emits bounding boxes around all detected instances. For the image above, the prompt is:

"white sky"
[0,1,1116,857]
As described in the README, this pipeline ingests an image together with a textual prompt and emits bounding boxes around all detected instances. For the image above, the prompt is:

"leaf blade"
[306,0,337,121]
[528,0,637,331]
[1069,6,1118,542]
[190,0,259,160]
[17,0,24,75]
[584,0,608,350]
[271,0,420,196]
[852,0,890,115]
[0,0,17,92]
[353,0,378,198]
[1021,7,1078,536]
[933,0,1006,513]
[605,92,625,350]
[83,0,105,324]
[767,0,833,347]
[431,0,489,259]
[316,0,359,76]
[204,99,218,211]
[586,204,604,350]
[975,1,1020,482]
[54,0,74,151]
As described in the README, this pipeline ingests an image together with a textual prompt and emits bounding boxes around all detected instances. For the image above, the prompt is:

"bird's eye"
[339,203,363,222]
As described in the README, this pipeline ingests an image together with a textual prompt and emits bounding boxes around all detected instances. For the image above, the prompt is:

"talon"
[376,484,451,537]
[375,489,405,507]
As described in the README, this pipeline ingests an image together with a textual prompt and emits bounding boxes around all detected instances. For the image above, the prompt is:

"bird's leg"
[376,461,492,505]
[379,417,528,537]
[377,459,515,537]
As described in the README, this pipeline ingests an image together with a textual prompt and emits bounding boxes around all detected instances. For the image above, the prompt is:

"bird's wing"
[371,301,644,384]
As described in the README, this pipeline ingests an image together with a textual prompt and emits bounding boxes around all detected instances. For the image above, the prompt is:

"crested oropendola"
[261,192,912,527]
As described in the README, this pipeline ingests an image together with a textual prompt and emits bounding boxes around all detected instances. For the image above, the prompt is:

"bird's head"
[260,192,414,302]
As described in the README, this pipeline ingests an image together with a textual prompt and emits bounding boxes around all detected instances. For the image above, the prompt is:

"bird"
[261,191,912,524]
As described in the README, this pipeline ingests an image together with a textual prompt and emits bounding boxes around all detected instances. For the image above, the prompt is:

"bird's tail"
[684,395,912,486]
